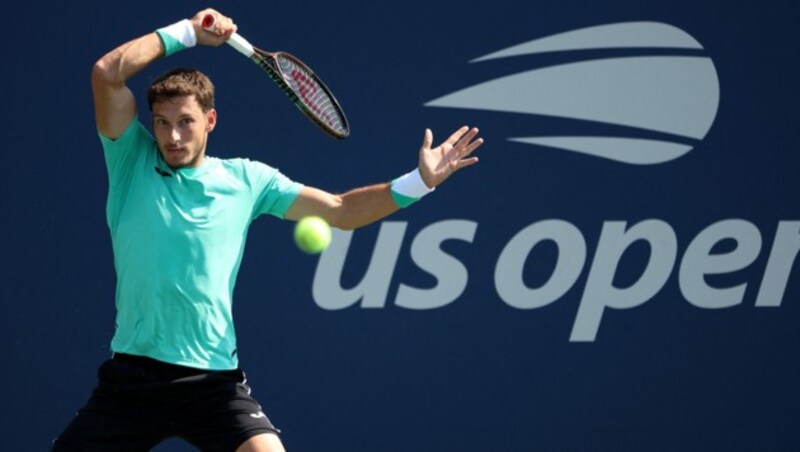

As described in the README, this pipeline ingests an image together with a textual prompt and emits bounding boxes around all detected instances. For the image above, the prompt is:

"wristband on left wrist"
[390,168,435,208]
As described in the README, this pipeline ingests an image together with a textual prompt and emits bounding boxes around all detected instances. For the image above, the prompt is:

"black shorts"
[53,353,280,451]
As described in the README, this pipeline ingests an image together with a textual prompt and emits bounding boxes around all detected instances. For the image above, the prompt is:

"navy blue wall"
[3,1,798,450]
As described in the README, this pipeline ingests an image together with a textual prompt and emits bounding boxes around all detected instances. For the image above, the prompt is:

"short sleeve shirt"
[100,118,302,370]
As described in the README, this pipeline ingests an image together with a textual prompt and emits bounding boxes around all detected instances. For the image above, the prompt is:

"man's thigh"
[176,378,282,451]
[237,432,286,452]
[52,385,168,451]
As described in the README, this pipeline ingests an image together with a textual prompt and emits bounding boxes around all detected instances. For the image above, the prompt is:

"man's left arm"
[284,126,483,230]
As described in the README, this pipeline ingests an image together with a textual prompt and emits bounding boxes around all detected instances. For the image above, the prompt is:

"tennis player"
[52,7,483,452]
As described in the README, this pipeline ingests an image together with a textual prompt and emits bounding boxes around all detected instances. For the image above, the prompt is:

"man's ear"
[206,109,218,132]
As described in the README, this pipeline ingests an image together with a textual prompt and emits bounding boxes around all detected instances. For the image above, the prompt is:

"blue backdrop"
[3,1,798,450]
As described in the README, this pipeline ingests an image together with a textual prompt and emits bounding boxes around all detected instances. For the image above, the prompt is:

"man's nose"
[170,128,180,142]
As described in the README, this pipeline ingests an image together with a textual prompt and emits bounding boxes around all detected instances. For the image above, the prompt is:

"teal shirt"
[101,118,302,370]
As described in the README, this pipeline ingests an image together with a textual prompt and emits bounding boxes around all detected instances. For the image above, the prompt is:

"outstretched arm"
[284,126,483,230]
[90,8,237,138]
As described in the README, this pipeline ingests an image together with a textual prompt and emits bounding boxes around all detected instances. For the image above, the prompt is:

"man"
[53,7,483,452]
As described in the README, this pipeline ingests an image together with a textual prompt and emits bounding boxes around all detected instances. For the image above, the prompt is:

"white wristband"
[392,168,434,198]
[156,19,197,56]
[390,168,434,208]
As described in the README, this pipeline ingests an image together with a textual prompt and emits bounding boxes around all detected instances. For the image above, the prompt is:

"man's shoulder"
[216,157,277,177]
[100,117,153,147]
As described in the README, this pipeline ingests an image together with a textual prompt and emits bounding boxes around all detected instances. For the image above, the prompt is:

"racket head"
[252,48,350,139]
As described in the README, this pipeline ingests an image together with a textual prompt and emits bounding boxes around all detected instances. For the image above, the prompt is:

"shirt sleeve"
[99,118,157,230]
[246,160,303,220]
[99,118,154,184]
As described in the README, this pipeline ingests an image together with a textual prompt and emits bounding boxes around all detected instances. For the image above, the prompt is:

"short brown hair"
[147,68,215,112]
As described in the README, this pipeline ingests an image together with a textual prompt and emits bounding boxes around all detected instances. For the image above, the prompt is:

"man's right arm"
[91,9,237,139]
[91,33,164,139]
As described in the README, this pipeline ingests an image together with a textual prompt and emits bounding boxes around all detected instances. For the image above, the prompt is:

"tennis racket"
[202,14,350,139]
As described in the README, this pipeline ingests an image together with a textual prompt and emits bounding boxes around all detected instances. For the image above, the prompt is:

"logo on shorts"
[425,22,720,165]
[250,411,266,419]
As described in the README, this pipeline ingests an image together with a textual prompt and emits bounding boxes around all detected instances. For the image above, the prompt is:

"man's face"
[152,95,216,169]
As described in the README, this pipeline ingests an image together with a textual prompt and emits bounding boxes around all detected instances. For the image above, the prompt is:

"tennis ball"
[294,216,332,254]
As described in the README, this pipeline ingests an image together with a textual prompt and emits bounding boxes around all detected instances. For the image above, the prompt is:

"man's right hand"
[191,9,237,47]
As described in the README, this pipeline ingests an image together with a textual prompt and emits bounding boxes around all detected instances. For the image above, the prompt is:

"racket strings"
[252,55,298,100]
[275,55,347,135]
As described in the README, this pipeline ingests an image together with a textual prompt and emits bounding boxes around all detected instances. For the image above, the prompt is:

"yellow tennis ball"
[294,216,332,254]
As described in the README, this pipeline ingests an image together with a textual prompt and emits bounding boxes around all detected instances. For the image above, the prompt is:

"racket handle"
[201,14,255,57]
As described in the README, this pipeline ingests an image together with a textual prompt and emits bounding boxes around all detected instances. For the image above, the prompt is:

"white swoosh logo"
[425,22,720,165]
[471,22,703,61]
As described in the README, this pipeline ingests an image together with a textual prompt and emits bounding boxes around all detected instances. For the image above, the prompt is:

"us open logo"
[425,22,720,165]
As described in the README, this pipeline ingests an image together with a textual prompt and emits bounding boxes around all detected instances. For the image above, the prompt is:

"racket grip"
[201,14,217,31]
[201,14,255,57]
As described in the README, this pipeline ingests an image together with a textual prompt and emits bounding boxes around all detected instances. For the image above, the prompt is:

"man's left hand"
[418,126,484,188]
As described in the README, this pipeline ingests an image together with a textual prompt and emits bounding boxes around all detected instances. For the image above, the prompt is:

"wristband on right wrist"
[156,19,197,57]
[390,168,435,208]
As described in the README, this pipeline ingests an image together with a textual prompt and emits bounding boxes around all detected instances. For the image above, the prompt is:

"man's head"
[147,68,217,169]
